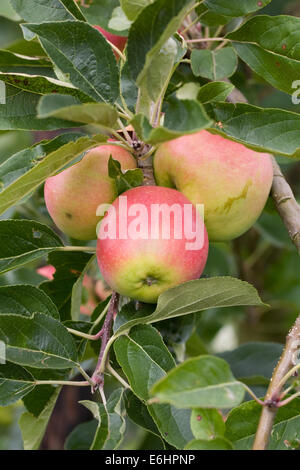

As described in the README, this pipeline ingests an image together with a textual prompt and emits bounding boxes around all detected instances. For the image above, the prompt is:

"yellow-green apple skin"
[97,186,209,303]
[154,130,274,242]
[44,145,136,240]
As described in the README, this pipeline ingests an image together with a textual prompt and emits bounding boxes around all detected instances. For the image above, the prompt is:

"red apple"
[97,186,209,303]
[154,130,273,242]
[45,144,136,240]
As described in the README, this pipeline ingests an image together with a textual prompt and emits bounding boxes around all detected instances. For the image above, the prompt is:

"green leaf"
[70,255,95,321]
[151,355,245,409]
[6,39,47,57]
[132,97,212,144]
[148,404,194,449]
[108,156,143,195]
[40,251,93,322]
[203,0,271,17]
[0,132,106,215]
[120,0,153,21]
[0,0,20,21]
[0,220,62,274]
[124,389,160,437]
[37,95,118,129]
[185,437,233,450]
[208,102,300,158]
[0,284,59,319]
[218,342,283,383]
[114,324,175,401]
[80,388,126,450]
[127,0,193,83]
[138,37,178,119]
[191,408,225,440]
[197,82,234,104]
[19,386,61,450]
[0,85,80,131]
[114,324,193,449]
[0,362,35,406]
[0,74,90,101]
[0,50,55,77]
[227,15,300,95]
[0,312,78,368]
[114,277,265,335]
[76,0,119,32]
[65,420,98,450]
[191,47,237,81]
[10,0,85,22]
[23,21,119,103]
[225,398,300,450]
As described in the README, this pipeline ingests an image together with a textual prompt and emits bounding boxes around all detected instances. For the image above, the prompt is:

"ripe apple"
[154,130,273,242]
[97,186,209,303]
[94,26,127,59]
[44,144,136,240]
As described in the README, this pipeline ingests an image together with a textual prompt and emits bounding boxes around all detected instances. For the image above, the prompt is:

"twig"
[253,314,300,450]
[186,37,229,44]
[271,159,300,254]
[91,291,119,392]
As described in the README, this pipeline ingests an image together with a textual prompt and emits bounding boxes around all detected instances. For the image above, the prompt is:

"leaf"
[0,220,62,274]
[10,0,85,22]
[37,95,118,130]
[208,102,300,158]
[191,408,225,440]
[6,39,47,57]
[80,388,126,450]
[138,37,178,119]
[65,420,98,450]
[0,132,106,215]
[114,325,175,401]
[114,324,193,449]
[132,97,212,144]
[0,84,79,131]
[108,156,143,195]
[218,342,283,383]
[124,389,160,437]
[0,50,55,77]
[0,74,90,101]
[191,47,237,80]
[151,355,245,409]
[0,312,78,369]
[148,404,194,449]
[227,15,300,95]
[114,277,265,335]
[23,21,119,103]
[203,0,271,17]
[120,0,153,21]
[76,0,119,32]
[19,386,61,450]
[197,82,234,104]
[185,437,233,450]
[40,251,93,322]
[0,284,59,319]
[225,398,300,450]
[70,255,95,321]
[0,362,35,406]
[127,0,194,83]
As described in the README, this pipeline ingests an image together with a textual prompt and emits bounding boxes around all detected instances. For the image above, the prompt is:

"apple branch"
[253,313,300,450]
[91,291,120,392]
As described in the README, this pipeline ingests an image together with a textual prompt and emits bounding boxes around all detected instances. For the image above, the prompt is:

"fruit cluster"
[45,130,273,304]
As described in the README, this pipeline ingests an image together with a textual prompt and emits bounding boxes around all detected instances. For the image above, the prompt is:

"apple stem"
[91,291,120,392]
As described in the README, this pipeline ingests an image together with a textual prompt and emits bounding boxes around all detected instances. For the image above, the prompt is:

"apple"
[97,186,209,303]
[154,130,273,242]
[94,26,127,59]
[44,144,136,240]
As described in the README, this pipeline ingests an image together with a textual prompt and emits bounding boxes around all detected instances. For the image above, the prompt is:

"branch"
[253,314,300,450]
[91,291,119,392]
[271,159,300,254]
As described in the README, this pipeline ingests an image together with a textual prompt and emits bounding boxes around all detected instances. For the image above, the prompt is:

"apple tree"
[0,0,300,451]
